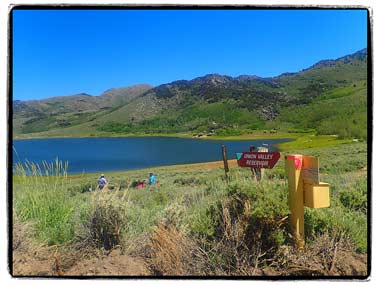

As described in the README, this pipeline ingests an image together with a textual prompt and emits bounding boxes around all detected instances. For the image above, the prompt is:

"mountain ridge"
[13,48,368,139]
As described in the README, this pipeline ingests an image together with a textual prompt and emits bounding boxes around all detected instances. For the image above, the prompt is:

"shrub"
[86,191,127,250]
[68,181,97,195]
[173,177,201,186]
[195,180,290,274]
[304,207,367,253]
[339,189,367,213]
[147,223,209,275]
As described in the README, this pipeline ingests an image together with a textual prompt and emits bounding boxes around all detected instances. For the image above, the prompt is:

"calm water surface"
[13,137,291,174]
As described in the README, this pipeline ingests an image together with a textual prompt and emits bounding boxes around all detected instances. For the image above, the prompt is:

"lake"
[12,137,291,174]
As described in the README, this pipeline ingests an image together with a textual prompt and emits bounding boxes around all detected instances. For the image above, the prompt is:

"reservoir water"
[13,137,291,174]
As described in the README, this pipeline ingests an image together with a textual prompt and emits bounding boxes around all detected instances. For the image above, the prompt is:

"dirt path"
[12,220,150,276]
[168,159,237,171]
[64,249,150,276]
[13,243,150,276]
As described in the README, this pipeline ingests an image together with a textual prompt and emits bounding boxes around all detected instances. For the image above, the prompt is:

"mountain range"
[13,48,368,140]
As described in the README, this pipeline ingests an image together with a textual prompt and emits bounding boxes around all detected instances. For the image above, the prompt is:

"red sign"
[237,152,281,169]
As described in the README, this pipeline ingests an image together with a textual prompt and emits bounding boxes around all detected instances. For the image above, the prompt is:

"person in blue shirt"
[97,174,108,190]
[148,173,156,185]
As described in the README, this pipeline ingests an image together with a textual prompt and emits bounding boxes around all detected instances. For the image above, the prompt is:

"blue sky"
[12,9,367,101]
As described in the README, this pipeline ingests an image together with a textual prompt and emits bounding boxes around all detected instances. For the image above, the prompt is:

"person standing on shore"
[148,173,156,185]
[97,174,108,190]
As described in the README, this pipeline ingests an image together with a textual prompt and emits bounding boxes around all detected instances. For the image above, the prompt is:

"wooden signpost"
[250,146,260,181]
[236,146,280,181]
[234,147,330,249]
[237,151,280,169]
[285,154,330,249]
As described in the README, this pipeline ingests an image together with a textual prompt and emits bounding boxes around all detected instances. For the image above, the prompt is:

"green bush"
[187,205,218,238]
[68,181,97,194]
[304,207,367,253]
[339,190,366,213]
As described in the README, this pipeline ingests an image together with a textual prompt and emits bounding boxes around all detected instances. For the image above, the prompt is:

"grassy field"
[12,138,368,276]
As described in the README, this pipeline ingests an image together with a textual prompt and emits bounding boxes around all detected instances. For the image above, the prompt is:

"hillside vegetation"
[13,49,368,140]
[13,84,152,134]
[272,82,368,140]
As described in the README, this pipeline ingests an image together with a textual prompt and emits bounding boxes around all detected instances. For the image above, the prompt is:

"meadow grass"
[12,140,368,274]
[277,134,352,151]
[13,159,76,244]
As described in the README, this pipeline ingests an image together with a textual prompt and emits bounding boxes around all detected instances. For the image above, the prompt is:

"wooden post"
[222,145,229,180]
[285,155,305,249]
[257,146,268,180]
[249,146,259,181]
[250,145,268,181]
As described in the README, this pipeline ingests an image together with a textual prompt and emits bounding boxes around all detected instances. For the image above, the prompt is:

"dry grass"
[270,231,367,276]
[209,196,278,276]
[147,223,209,276]
[140,193,287,276]
[86,187,127,250]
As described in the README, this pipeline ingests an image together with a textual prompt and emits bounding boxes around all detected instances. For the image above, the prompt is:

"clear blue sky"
[13,9,367,101]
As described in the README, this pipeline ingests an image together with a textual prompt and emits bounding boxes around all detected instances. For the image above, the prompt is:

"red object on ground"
[137,183,145,189]
[237,152,281,169]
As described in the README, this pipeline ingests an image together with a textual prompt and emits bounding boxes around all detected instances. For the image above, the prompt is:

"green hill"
[13,84,152,134]
[272,83,367,139]
[13,49,368,140]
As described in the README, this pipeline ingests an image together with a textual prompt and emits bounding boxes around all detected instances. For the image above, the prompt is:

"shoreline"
[68,159,241,179]
[13,132,298,141]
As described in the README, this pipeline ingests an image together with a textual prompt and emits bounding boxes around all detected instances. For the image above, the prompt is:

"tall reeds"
[13,159,75,244]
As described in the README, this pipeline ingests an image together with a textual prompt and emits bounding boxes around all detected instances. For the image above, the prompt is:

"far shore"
[12,131,298,141]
